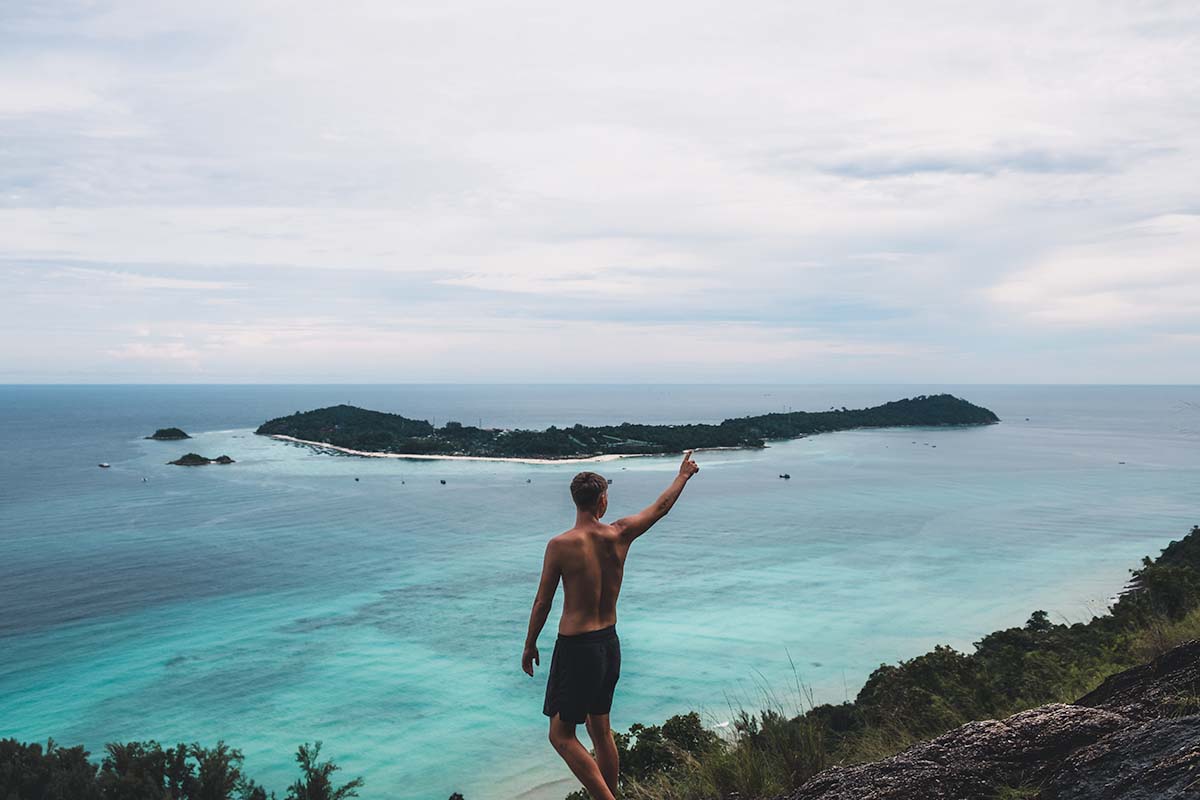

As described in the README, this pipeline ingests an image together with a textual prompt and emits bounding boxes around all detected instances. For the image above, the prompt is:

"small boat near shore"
[98,463,110,468]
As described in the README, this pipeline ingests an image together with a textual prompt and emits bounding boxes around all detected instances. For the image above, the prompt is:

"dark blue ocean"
[1,385,1198,798]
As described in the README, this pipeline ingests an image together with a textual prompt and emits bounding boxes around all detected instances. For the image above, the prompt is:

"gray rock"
[788,704,1126,800]
[1076,639,1200,721]
[1043,716,1200,800]
[786,641,1200,800]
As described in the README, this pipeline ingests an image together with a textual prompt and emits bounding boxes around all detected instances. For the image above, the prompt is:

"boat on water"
[98,463,110,468]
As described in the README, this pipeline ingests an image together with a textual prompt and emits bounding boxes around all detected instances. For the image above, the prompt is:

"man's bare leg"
[585,714,619,795]
[548,715,616,800]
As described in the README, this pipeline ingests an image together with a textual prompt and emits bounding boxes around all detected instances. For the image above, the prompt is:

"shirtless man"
[522,451,700,800]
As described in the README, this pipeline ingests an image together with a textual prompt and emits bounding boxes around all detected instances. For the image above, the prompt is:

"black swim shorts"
[542,625,621,725]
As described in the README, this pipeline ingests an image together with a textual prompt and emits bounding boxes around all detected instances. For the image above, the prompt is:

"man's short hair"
[570,471,607,511]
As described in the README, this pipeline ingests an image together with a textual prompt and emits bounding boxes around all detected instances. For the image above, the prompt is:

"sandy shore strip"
[270,434,648,464]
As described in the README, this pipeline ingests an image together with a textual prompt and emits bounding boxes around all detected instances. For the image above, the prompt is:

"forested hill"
[255,394,998,459]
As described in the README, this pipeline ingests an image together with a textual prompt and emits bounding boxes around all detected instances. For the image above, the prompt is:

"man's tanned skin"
[523,451,700,800]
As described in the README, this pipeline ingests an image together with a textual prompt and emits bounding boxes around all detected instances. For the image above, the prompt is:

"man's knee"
[549,719,575,750]
[586,714,611,737]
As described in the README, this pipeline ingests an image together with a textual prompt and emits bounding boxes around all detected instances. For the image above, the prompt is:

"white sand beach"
[270,434,644,464]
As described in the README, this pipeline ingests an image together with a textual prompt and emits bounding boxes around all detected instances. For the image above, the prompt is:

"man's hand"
[522,644,540,676]
[679,449,700,479]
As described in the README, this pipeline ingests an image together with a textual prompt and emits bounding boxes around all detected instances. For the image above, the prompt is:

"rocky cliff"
[786,640,1200,800]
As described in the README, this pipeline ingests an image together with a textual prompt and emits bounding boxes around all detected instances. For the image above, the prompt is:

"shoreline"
[268,435,787,464]
[269,434,656,464]
[508,774,577,800]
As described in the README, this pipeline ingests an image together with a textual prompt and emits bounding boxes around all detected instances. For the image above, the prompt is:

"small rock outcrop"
[1075,638,1200,720]
[1043,716,1200,800]
[147,427,190,440]
[786,641,1200,800]
[788,705,1126,800]
[168,453,235,466]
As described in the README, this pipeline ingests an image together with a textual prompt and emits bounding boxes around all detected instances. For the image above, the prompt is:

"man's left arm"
[522,541,561,676]
[613,450,699,543]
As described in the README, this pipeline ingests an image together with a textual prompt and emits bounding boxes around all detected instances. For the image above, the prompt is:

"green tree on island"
[256,395,1000,460]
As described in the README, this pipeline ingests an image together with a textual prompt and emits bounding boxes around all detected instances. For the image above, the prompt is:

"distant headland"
[255,394,999,461]
[146,427,190,440]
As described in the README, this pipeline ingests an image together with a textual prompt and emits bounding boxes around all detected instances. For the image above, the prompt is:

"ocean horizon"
[2,384,1198,799]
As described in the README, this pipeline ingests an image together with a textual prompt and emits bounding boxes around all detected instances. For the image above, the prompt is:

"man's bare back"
[522,451,699,800]
[548,519,627,636]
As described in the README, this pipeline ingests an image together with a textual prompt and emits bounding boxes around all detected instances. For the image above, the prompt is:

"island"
[255,394,999,461]
[146,427,190,440]
[168,453,235,466]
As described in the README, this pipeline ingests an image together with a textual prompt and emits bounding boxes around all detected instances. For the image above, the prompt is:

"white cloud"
[105,340,202,367]
[989,214,1200,325]
[83,316,929,382]
[54,267,245,291]
[0,78,101,115]
[1,0,1199,380]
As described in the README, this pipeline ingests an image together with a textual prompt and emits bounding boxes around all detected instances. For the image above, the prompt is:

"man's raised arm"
[522,540,561,676]
[613,450,700,543]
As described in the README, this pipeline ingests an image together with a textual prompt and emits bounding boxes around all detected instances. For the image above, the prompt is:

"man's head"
[570,471,608,517]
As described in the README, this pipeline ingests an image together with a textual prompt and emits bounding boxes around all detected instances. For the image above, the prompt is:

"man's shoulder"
[588,523,623,544]
[548,524,618,546]
[547,528,581,548]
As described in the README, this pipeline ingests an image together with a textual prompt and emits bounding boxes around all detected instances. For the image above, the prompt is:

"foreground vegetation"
[256,394,999,459]
[573,524,1200,800]
[0,740,362,800]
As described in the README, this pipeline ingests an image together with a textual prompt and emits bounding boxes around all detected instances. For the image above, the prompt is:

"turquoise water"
[1,385,1198,799]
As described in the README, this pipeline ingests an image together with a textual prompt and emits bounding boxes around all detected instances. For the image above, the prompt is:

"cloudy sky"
[2,1,1198,382]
